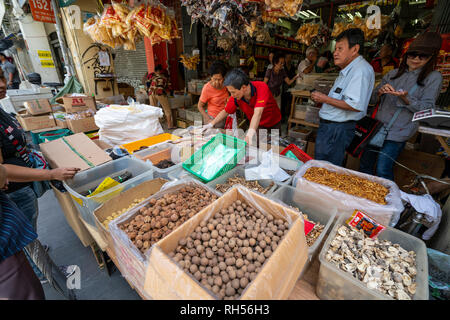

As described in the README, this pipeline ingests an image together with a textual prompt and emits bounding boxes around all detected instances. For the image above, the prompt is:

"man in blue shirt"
[311,28,375,166]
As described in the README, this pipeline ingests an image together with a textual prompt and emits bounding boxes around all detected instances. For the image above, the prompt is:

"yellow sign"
[41,60,55,68]
[38,50,52,59]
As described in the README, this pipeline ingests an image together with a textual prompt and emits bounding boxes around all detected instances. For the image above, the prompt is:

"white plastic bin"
[63,156,154,227]
[207,165,278,196]
[316,212,429,300]
[133,142,182,180]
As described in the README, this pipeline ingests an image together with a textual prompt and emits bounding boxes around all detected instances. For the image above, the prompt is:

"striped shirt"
[0,191,37,262]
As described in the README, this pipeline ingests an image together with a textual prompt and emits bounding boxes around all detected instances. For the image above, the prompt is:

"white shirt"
[297,58,312,77]
[319,55,375,122]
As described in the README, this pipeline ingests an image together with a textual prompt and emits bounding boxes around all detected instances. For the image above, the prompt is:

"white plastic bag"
[94,102,164,146]
[245,150,290,182]
[294,160,404,227]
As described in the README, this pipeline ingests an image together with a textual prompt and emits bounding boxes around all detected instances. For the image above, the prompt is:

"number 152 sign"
[29,0,56,24]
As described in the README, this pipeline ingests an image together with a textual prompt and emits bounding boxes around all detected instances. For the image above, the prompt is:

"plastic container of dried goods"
[108,178,221,297]
[288,126,312,141]
[133,142,182,180]
[63,156,154,227]
[316,212,429,300]
[305,106,320,124]
[206,165,278,196]
[293,160,404,227]
[271,184,337,261]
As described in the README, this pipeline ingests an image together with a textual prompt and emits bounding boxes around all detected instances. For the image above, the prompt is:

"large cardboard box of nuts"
[16,111,57,131]
[144,186,308,300]
[93,178,168,251]
[67,117,99,133]
[58,94,97,113]
[108,179,220,298]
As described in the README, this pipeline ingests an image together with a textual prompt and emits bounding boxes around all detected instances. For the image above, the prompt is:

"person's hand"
[378,84,396,96]
[311,91,328,104]
[201,122,214,132]
[50,167,81,181]
[245,129,256,146]
[388,90,408,97]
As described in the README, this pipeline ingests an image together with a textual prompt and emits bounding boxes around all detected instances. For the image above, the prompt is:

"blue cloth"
[315,120,356,166]
[0,191,37,263]
[319,55,375,122]
[359,140,406,181]
[7,186,44,279]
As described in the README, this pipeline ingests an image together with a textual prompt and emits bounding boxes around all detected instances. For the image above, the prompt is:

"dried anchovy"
[215,175,274,194]
[303,167,389,205]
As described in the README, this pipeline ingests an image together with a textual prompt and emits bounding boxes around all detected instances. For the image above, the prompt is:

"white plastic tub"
[316,212,429,300]
[63,156,154,227]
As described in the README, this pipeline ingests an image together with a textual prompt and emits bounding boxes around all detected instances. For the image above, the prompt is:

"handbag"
[27,149,51,198]
[369,84,419,148]
[346,104,384,158]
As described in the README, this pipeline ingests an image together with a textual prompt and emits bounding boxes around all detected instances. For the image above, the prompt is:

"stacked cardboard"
[16,99,57,131]
[57,94,99,133]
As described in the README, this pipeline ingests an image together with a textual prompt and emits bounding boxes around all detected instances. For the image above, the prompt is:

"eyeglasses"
[407,52,431,60]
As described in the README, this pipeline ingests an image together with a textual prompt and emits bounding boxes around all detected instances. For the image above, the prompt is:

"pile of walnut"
[169,200,290,300]
[120,186,218,254]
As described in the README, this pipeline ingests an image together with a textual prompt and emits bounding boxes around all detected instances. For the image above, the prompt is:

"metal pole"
[50,0,75,77]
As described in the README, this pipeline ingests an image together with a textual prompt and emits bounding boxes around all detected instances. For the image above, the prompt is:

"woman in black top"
[0,68,79,282]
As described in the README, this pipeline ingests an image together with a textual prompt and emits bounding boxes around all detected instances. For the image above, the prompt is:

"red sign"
[29,0,56,24]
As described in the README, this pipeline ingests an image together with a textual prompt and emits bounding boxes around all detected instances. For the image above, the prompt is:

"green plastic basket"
[182,133,247,183]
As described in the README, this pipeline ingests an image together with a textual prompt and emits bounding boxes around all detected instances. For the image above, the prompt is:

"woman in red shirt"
[206,68,282,145]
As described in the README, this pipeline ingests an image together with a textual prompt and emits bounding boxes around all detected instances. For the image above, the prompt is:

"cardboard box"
[93,140,112,150]
[58,94,97,113]
[144,186,308,300]
[16,111,57,131]
[67,116,99,133]
[93,179,168,251]
[40,133,112,171]
[50,182,94,247]
[55,118,68,128]
[24,99,52,115]
[306,141,315,159]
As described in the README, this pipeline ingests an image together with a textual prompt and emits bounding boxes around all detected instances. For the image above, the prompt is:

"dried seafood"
[215,176,274,194]
[326,225,417,300]
[303,167,389,205]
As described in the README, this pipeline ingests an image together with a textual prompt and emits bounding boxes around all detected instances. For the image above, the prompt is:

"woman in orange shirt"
[197,61,229,128]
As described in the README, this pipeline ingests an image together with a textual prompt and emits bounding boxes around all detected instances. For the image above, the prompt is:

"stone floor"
[37,190,140,300]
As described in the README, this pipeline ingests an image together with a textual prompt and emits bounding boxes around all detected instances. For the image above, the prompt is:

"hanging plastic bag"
[94,101,164,146]
[224,112,238,137]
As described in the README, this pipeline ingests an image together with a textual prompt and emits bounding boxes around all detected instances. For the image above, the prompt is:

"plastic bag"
[245,150,290,182]
[293,160,404,227]
[427,248,450,300]
[94,102,164,146]
[143,185,308,300]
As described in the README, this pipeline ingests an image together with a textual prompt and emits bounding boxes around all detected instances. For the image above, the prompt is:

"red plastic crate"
[281,144,313,163]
